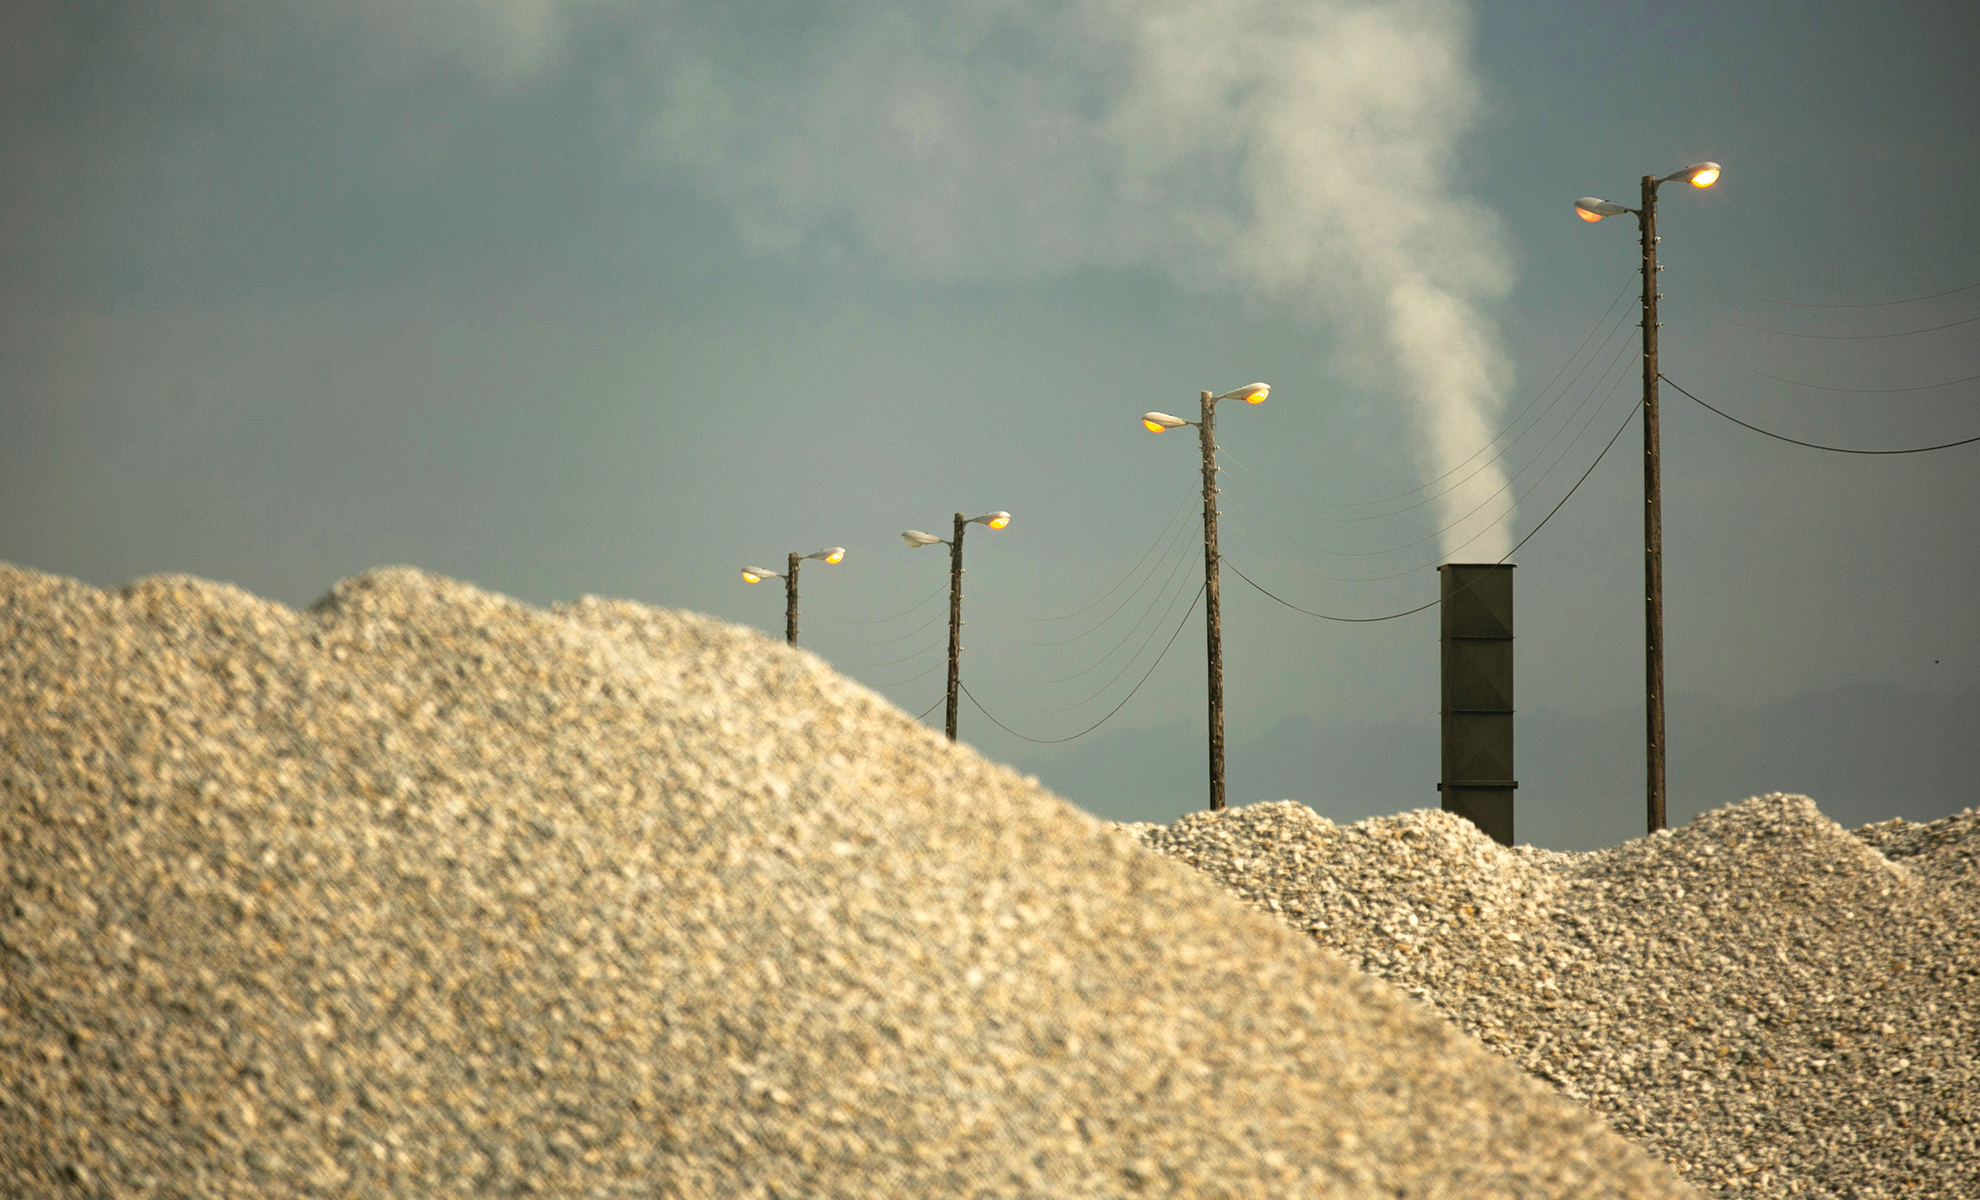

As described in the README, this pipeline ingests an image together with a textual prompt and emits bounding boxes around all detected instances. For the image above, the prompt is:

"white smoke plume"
[627,0,1518,558]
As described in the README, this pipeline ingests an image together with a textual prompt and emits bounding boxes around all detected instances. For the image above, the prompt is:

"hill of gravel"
[0,563,1694,1199]
[1127,798,1978,1199]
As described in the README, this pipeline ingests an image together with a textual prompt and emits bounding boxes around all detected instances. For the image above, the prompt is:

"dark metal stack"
[1438,563,1516,846]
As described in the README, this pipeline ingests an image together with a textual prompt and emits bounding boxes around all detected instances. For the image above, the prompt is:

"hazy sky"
[5,0,1976,844]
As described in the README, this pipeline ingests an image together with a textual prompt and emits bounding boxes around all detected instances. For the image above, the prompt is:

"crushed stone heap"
[1128,799,1979,1200]
[0,563,1694,1199]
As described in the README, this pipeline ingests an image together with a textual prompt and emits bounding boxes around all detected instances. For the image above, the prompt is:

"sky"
[4,0,1977,849]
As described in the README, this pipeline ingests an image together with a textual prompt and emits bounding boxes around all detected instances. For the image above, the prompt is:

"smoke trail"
[631,0,1517,557]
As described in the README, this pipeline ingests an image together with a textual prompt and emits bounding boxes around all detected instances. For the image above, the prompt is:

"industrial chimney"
[1438,563,1515,846]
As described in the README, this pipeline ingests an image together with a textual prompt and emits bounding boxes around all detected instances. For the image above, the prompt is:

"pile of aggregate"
[1125,798,1979,1199]
[0,563,1696,1199]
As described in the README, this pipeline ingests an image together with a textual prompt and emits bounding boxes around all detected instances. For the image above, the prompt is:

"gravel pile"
[0,563,1694,1198]
[1126,798,1979,1199]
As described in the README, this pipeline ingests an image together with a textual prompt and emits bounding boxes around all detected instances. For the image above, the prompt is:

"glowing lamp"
[1575,197,1630,221]
[1142,412,1188,432]
[1683,162,1721,187]
[1218,382,1270,404]
[809,547,846,564]
[971,511,1012,530]
[740,566,781,583]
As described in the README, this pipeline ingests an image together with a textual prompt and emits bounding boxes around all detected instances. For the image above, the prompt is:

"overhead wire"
[982,512,1200,648]
[812,606,948,647]
[913,695,945,722]
[867,656,952,689]
[833,636,948,669]
[989,541,1205,712]
[1704,312,1980,341]
[815,582,947,625]
[1218,297,1639,523]
[1219,270,1638,512]
[1706,281,1979,309]
[1693,344,1980,394]
[1018,487,1197,622]
[1221,343,1628,586]
[1221,330,1638,564]
[956,583,1205,745]
[1226,394,1647,623]
[1661,375,1980,454]
[988,519,1202,683]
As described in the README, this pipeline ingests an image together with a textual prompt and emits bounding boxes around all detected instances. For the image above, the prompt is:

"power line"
[834,635,947,670]
[1707,281,1980,309]
[869,656,951,689]
[1661,375,1980,455]
[1226,397,1646,623]
[1705,312,1980,340]
[1227,300,1631,526]
[989,521,1201,684]
[984,513,1200,647]
[1220,299,1634,526]
[1219,271,1638,512]
[811,609,950,649]
[1018,487,1196,622]
[1695,344,1980,394]
[816,583,947,625]
[913,694,945,722]
[1224,331,1637,562]
[955,583,1204,745]
[993,545,1204,712]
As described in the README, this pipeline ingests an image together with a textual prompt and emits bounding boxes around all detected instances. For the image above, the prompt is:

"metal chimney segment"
[1438,563,1515,846]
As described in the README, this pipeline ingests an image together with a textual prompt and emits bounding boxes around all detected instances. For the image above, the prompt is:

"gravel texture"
[0,563,1694,1199]
[1126,798,1979,1199]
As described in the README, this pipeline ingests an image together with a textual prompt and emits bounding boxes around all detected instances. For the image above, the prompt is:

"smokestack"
[1438,563,1515,846]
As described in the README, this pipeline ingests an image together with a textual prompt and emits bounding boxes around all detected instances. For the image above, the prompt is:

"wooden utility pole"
[1638,175,1667,834]
[1198,391,1227,811]
[945,512,966,741]
[785,552,801,646]
[1578,161,1715,833]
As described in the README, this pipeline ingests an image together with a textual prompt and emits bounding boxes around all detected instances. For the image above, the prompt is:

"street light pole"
[1197,391,1227,812]
[739,547,845,647]
[1140,382,1268,812]
[1638,173,1667,834]
[947,512,966,741]
[786,552,802,647]
[1576,161,1717,834]
[902,513,1011,742]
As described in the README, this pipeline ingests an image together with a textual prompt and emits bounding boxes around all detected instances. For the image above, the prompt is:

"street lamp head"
[806,547,846,564]
[1681,161,1721,187]
[902,530,947,548]
[1216,382,1271,404]
[1142,411,1190,432]
[969,511,1012,530]
[1575,197,1631,222]
[740,566,783,583]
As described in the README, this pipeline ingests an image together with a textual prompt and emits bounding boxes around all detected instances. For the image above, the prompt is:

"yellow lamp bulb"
[1690,167,1719,187]
[742,573,762,583]
[988,516,1009,530]
[825,551,843,564]
[1576,207,1605,222]
[1143,418,1168,433]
